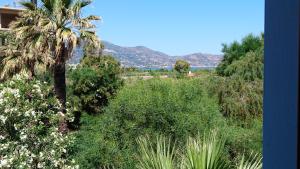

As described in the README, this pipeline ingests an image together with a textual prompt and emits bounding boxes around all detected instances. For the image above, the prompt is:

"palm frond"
[20,2,36,10]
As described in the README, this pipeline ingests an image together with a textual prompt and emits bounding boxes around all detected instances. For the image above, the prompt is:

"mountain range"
[70,41,223,69]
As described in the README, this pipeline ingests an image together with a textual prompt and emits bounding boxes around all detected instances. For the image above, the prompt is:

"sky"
[1,0,264,55]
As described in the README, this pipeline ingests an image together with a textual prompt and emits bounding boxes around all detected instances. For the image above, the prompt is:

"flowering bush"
[0,75,78,169]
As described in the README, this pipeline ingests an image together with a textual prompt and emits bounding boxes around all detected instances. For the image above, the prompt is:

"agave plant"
[137,136,177,169]
[237,153,262,169]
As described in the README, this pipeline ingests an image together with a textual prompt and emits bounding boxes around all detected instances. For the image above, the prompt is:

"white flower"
[37,162,44,169]
[20,133,27,141]
[0,159,8,168]
[31,111,36,116]
[58,111,65,117]
[0,115,7,123]
[24,110,30,117]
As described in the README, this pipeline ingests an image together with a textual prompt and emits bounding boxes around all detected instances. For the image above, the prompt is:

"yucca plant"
[137,136,177,169]
[136,133,262,169]
[237,153,262,169]
[181,132,228,169]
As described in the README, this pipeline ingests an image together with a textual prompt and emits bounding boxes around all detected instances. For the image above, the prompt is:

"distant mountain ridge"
[70,41,223,68]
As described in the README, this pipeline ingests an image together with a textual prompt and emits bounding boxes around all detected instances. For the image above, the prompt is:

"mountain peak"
[70,41,223,68]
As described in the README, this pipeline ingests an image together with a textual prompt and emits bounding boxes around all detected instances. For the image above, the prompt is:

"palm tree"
[0,29,52,80]
[9,0,100,132]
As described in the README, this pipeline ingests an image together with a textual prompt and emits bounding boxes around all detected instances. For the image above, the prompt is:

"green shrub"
[211,34,263,119]
[224,118,262,159]
[0,75,77,168]
[68,55,124,114]
[77,78,226,168]
[70,78,262,168]
[206,75,262,159]
[174,60,190,76]
[208,76,263,119]
[216,34,264,76]
[223,50,263,81]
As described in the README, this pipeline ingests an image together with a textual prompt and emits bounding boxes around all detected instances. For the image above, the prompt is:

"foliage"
[4,0,101,118]
[211,34,264,119]
[0,75,77,168]
[224,118,262,160]
[70,78,226,168]
[223,50,263,81]
[216,34,264,76]
[83,41,105,57]
[136,132,262,169]
[68,55,124,114]
[137,136,176,169]
[237,154,262,169]
[0,31,52,81]
[208,76,263,119]
[174,60,190,75]
[182,132,228,169]
[68,113,113,169]
[1,0,100,80]
[9,0,100,68]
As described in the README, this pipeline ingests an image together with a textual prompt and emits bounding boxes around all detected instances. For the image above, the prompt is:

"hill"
[70,41,223,69]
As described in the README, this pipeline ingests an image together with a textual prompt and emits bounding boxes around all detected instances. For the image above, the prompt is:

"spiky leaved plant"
[237,153,262,169]
[181,132,228,169]
[137,136,177,169]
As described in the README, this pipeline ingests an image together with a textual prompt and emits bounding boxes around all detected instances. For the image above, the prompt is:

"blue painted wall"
[264,0,299,168]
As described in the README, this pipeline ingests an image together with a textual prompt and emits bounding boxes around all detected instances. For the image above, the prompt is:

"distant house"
[0,6,23,46]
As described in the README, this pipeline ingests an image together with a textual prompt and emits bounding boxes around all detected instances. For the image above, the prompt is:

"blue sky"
[1,0,264,55]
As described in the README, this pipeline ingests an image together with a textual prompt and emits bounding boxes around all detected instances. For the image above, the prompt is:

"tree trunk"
[54,62,66,110]
[54,45,68,133]
[28,62,35,80]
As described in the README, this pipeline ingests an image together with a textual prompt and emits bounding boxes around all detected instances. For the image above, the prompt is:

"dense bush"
[70,78,226,168]
[68,55,124,114]
[174,60,190,75]
[223,50,263,81]
[211,34,264,119]
[0,75,77,168]
[208,76,263,119]
[216,34,264,76]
